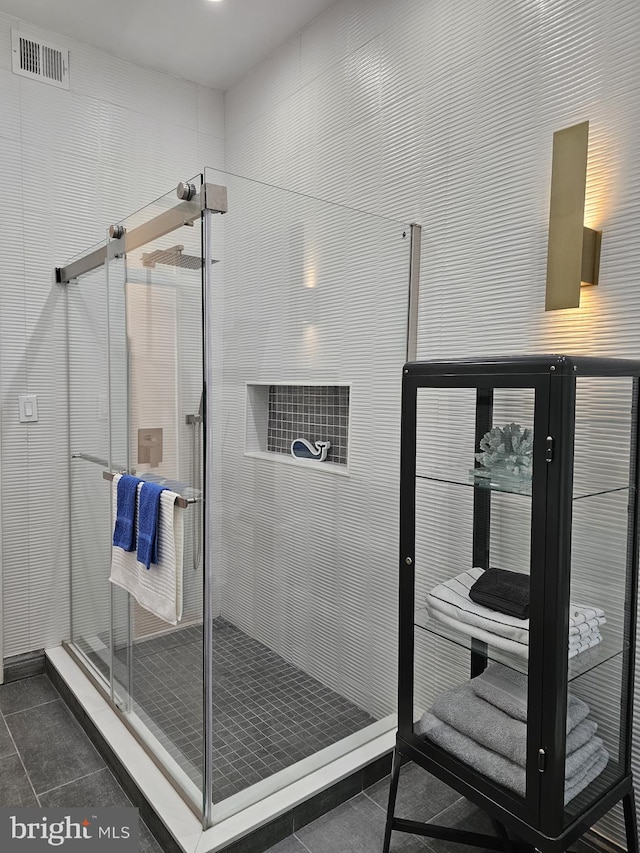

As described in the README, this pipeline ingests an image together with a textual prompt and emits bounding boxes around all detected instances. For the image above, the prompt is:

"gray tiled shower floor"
[111,619,376,801]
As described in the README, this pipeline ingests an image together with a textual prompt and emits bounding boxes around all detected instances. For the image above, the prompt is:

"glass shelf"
[414,608,629,684]
[416,470,630,502]
[469,468,532,495]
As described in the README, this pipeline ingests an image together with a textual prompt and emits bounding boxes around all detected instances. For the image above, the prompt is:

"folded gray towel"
[564,747,610,802]
[470,662,590,733]
[565,735,604,778]
[417,712,608,804]
[567,718,599,755]
[430,684,598,767]
[418,712,524,793]
[470,662,527,719]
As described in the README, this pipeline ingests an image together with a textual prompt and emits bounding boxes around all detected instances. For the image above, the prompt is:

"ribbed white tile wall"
[0,10,224,659]
[225,0,640,843]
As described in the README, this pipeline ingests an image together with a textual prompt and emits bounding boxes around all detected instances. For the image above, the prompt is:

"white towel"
[427,568,530,644]
[425,605,529,658]
[109,474,184,625]
[427,607,602,661]
[426,568,605,660]
[569,618,606,638]
[427,568,605,643]
[568,632,602,658]
[568,604,606,626]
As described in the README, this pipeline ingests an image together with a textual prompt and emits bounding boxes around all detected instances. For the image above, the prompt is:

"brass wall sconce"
[545,121,602,311]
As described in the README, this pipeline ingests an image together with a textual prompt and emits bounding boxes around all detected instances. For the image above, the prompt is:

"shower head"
[142,245,219,270]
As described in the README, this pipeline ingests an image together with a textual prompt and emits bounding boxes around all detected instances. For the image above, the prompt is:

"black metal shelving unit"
[384,355,640,853]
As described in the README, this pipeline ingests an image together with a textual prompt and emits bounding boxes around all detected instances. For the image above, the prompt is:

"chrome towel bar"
[102,470,196,509]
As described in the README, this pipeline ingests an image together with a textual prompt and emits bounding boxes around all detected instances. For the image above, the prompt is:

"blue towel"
[113,475,141,552]
[137,482,167,569]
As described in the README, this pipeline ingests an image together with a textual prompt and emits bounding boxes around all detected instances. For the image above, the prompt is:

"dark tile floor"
[110,619,376,801]
[265,762,496,853]
[0,672,500,853]
[0,674,162,853]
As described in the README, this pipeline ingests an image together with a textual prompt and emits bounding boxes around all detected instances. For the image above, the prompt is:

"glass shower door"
[203,167,414,822]
[68,241,112,681]
[106,177,206,808]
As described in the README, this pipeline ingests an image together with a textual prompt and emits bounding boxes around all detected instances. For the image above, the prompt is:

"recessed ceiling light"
[207,0,223,3]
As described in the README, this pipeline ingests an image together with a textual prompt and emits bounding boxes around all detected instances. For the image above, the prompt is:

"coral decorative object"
[475,423,533,478]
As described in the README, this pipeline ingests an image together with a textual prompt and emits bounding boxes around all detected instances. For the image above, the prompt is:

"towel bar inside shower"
[102,470,197,509]
[71,451,131,471]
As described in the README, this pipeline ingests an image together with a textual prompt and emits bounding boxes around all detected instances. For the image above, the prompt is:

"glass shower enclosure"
[61,170,418,828]
[65,175,210,813]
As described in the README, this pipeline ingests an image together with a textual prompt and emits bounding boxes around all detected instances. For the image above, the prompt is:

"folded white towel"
[426,569,605,650]
[569,617,606,637]
[109,474,184,625]
[569,604,605,626]
[427,568,530,644]
[568,632,602,658]
[426,606,529,658]
[569,628,602,648]
[427,606,603,661]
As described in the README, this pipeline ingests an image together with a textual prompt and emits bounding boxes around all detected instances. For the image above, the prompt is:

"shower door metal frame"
[55,182,227,285]
[202,207,215,828]
[58,176,226,829]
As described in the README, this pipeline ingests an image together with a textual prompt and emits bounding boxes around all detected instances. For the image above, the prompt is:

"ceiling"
[0,0,337,90]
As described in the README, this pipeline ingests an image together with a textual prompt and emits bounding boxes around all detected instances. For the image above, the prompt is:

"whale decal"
[290,438,331,462]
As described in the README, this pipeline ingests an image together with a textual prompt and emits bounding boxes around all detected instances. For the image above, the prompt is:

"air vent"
[11,30,69,90]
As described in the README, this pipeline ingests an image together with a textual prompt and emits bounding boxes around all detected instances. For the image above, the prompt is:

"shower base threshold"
[45,645,395,853]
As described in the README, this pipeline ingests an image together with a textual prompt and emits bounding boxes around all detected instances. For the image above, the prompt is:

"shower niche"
[245,382,351,473]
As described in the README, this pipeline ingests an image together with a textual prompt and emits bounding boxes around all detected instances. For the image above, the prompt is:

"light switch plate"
[18,394,39,423]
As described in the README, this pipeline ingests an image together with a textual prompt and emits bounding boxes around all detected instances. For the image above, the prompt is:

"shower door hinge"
[538,748,547,772]
[202,183,228,215]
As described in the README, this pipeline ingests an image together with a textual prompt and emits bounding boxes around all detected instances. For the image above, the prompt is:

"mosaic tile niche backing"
[267,385,350,465]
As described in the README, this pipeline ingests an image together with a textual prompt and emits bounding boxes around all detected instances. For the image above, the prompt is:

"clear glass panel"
[413,385,535,803]
[68,241,111,681]
[106,175,205,804]
[564,653,625,823]
[563,376,633,826]
[204,167,411,817]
